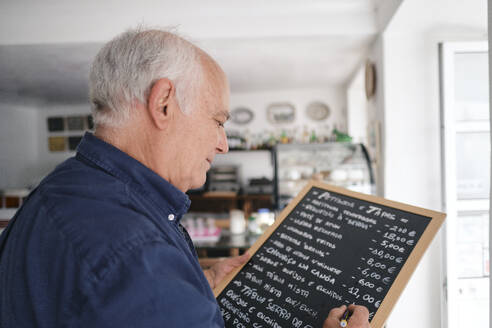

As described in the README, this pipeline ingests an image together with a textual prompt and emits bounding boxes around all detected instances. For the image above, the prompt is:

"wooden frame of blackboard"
[214,180,445,328]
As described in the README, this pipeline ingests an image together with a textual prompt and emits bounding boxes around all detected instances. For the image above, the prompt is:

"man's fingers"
[347,305,370,326]
[237,252,250,263]
[227,252,250,266]
[328,304,347,319]
[215,252,250,275]
[238,251,250,261]
[209,253,251,288]
[323,305,369,328]
[323,305,347,328]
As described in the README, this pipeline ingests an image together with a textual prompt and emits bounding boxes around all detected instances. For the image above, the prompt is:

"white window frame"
[440,41,489,328]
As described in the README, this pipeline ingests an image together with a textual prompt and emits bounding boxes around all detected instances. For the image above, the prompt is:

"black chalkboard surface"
[214,181,445,328]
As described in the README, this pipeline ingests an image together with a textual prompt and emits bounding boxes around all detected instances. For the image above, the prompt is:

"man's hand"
[323,304,370,328]
[203,252,250,289]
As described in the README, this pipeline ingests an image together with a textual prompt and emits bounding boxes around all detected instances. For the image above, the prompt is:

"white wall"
[366,35,386,198]
[0,103,91,189]
[228,86,346,136]
[371,1,487,328]
[215,86,347,186]
[346,65,367,145]
[489,3,492,328]
[0,106,39,189]
[347,34,386,197]
[35,104,92,182]
[381,31,444,328]
[1,87,346,189]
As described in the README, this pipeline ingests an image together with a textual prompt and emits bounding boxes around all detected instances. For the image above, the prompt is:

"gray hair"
[89,28,204,127]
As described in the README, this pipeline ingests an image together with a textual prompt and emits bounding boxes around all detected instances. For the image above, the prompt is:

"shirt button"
[168,214,175,221]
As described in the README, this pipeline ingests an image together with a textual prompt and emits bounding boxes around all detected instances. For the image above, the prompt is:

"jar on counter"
[257,208,275,231]
[247,216,262,235]
[230,209,245,234]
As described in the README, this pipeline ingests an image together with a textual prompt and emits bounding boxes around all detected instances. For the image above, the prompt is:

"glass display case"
[274,142,375,209]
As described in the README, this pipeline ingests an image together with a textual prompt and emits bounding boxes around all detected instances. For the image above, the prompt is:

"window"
[440,42,489,328]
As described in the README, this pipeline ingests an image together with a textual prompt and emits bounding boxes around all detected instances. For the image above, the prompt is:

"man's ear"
[147,78,176,130]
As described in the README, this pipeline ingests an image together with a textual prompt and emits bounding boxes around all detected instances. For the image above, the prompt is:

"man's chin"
[188,177,207,191]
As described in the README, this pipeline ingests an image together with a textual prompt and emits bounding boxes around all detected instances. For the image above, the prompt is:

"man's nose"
[217,128,229,154]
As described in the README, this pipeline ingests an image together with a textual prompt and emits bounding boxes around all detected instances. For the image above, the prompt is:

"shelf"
[228,148,272,152]
[189,193,272,201]
[188,193,273,218]
[199,191,237,198]
[0,209,17,221]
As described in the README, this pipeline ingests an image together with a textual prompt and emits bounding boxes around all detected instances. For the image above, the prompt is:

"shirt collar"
[76,132,190,222]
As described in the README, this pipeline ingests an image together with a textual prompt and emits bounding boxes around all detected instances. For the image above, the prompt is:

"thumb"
[224,251,250,267]
[214,252,249,275]
[235,251,250,264]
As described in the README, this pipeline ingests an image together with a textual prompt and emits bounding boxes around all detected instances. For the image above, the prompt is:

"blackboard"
[214,181,445,328]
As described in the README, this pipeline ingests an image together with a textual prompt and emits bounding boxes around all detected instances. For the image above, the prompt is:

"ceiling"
[0,0,400,107]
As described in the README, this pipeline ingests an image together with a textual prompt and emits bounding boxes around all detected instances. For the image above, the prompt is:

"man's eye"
[217,120,224,127]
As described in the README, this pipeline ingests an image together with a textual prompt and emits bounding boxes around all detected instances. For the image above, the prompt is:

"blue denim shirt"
[0,132,224,327]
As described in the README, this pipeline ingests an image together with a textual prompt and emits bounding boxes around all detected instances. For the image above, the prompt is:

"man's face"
[168,70,230,192]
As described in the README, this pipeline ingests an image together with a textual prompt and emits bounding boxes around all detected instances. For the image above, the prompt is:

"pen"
[340,308,350,327]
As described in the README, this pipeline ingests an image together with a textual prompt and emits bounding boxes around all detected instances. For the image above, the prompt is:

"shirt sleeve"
[79,240,224,328]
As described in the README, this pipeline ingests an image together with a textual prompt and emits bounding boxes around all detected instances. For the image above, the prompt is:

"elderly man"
[0,28,369,327]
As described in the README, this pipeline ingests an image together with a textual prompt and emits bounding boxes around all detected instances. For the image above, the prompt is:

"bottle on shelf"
[310,129,318,143]
[280,130,289,144]
[301,125,310,144]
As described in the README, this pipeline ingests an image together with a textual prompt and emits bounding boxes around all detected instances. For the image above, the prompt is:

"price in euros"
[380,240,405,253]
[358,279,375,288]
[360,268,382,280]
[371,248,404,263]
[389,225,407,233]
[366,257,387,270]
[348,286,360,299]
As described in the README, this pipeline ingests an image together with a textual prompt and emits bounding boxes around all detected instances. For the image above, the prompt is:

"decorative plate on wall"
[230,107,254,125]
[306,101,330,121]
[365,60,376,100]
[266,102,296,124]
